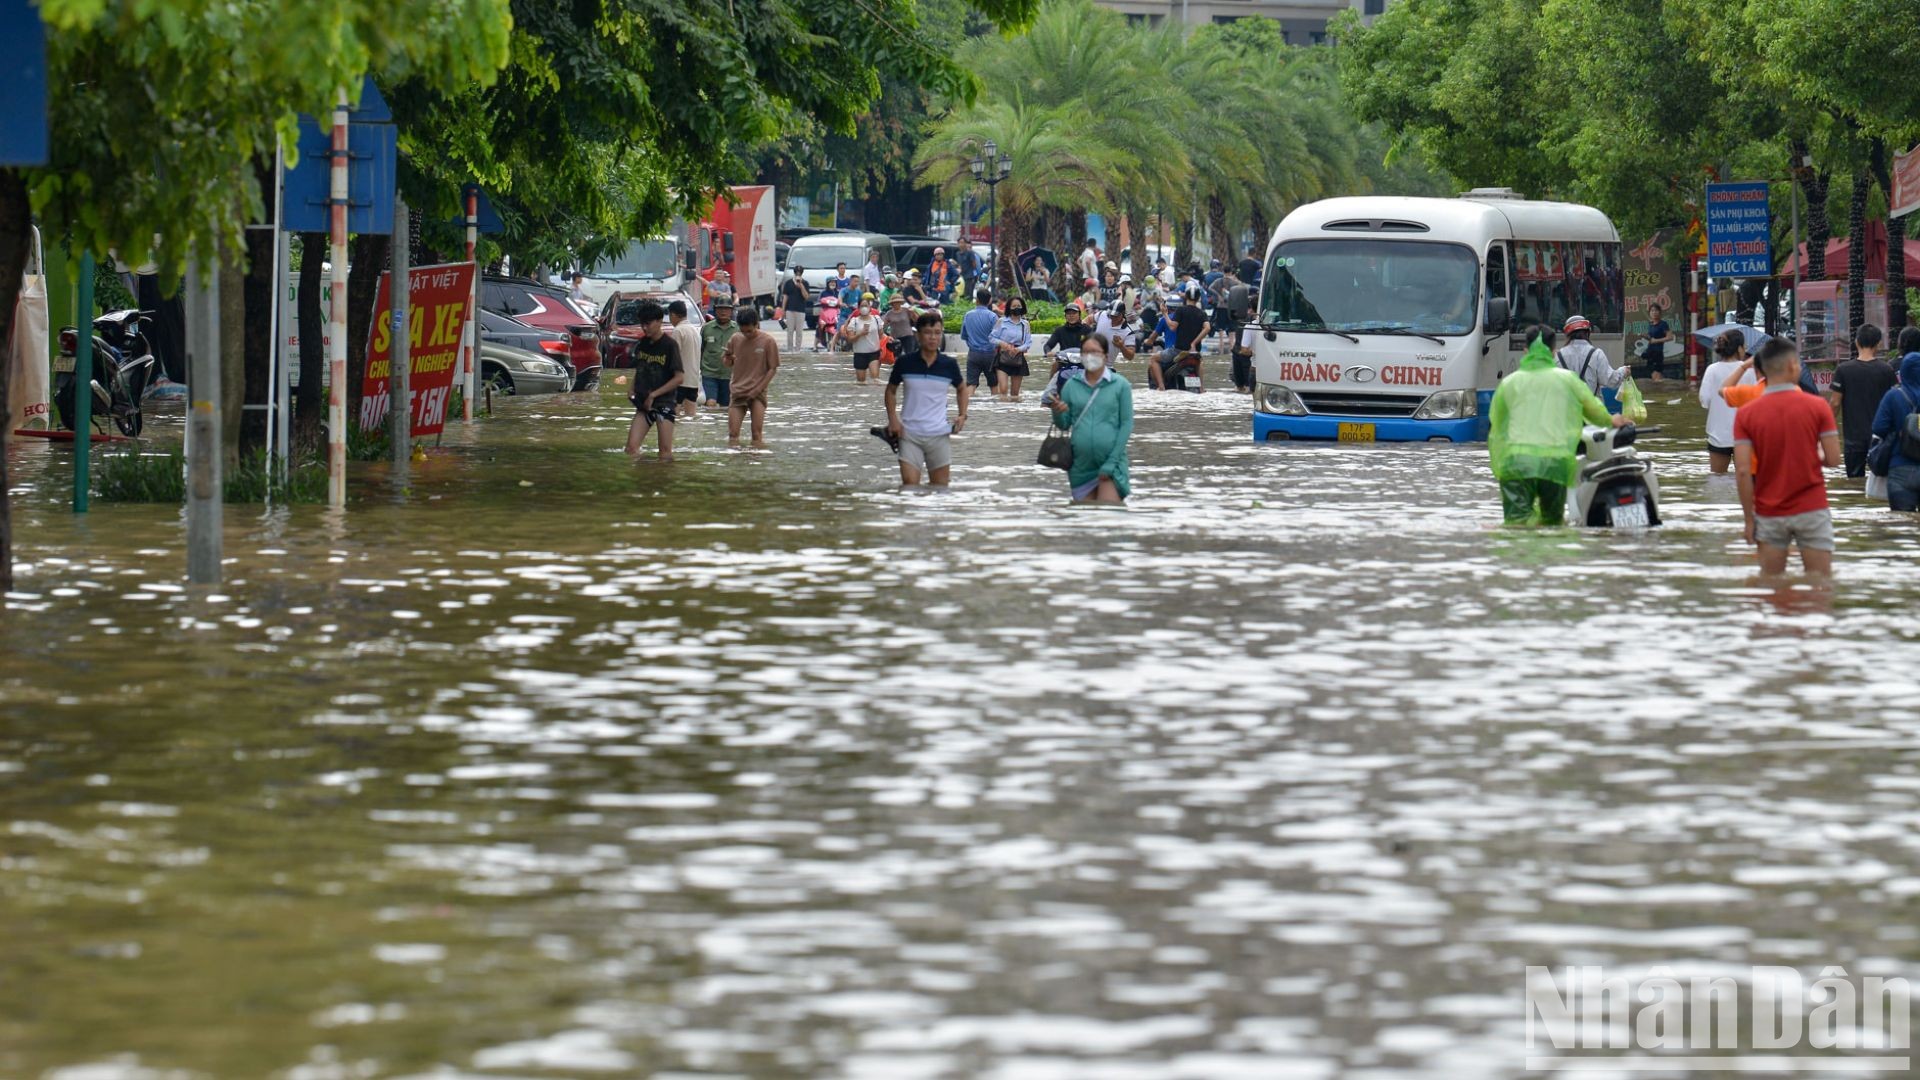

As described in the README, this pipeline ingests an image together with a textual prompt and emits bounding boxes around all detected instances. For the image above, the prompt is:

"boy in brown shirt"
[723,307,780,449]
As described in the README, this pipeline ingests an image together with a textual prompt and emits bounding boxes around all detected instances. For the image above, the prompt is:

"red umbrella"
[1780,218,1920,280]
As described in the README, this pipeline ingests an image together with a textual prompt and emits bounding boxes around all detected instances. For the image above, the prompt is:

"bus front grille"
[1297,392,1427,418]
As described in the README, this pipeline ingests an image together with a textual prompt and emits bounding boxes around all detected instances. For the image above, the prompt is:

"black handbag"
[1037,383,1103,470]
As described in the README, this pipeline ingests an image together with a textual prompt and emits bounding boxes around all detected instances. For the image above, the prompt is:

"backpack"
[1900,387,1920,462]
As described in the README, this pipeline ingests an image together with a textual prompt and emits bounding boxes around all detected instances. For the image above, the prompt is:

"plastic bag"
[7,225,49,433]
[1618,376,1648,423]
[1867,471,1890,501]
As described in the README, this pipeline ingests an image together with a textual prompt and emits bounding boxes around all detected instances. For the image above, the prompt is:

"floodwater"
[4,350,1920,1080]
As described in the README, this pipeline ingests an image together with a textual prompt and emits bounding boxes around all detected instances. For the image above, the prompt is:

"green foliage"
[28,0,513,283]
[1334,0,1907,243]
[94,450,329,503]
[93,262,136,313]
[346,420,390,462]
[916,0,1450,261]
[941,300,1065,334]
[396,0,1037,270]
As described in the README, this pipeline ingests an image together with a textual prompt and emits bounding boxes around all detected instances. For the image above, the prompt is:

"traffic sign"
[0,0,48,166]
[281,117,396,234]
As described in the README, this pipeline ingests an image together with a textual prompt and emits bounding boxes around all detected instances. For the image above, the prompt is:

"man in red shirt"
[1732,338,1842,575]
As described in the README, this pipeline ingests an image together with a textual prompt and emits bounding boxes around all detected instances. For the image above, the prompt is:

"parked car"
[774,240,791,272]
[479,339,573,397]
[479,275,601,390]
[597,291,702,369]
[786,232,894,294]
[889,235,946,281]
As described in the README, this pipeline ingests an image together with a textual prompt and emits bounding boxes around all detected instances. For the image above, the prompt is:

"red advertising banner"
[1893,144,1920,221]
[359,261,475,438]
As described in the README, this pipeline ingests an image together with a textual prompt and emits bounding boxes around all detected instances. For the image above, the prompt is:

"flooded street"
[5,351,1920,1079]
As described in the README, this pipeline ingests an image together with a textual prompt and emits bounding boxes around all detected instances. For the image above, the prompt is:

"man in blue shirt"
[959,288,1000,393]
[886,311,971,489]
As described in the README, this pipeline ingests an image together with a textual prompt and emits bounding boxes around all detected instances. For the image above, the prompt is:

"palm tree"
[916,98,1122,291]
[1847,169,1869,338]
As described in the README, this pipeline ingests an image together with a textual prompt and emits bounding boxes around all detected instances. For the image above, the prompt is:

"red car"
[598,291,702,369]
[479,276,601,390]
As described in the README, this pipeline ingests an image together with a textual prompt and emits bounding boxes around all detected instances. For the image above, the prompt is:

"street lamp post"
[969,141,1012,291]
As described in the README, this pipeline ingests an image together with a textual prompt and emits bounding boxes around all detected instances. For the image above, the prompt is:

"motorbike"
[1573,423,1662,528]
[54,308,160,437]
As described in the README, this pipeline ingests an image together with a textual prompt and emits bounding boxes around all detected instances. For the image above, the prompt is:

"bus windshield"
[596,239,679,280]
[1260,240,1479,336]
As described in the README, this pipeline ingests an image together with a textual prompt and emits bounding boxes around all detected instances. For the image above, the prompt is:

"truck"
[579,185,778,312]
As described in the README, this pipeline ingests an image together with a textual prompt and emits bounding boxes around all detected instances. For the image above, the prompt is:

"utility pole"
[462,186,478,423]
[185,255,222,584]
[389,196,411,470]
[326,87,350,507]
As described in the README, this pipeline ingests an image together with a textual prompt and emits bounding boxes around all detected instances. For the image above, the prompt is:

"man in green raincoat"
[1488,328,1629,525]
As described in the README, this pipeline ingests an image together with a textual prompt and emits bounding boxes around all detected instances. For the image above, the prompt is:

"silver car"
[480,340,572,396]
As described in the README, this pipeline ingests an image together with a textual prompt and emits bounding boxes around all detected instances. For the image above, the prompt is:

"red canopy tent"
[1779,218,1920,280]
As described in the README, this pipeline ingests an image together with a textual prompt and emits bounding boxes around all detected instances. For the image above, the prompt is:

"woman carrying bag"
[1043,332,1133,504]
[1869,330,1920,511]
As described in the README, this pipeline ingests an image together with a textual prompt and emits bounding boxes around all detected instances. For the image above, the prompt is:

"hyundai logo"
[1345,365,1377,384]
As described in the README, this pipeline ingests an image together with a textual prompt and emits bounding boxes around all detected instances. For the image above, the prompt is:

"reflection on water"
[5,363,1920,1078]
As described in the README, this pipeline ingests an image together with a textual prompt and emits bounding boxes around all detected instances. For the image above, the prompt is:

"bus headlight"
[1414,389,1478,420]
[1256,383,1308,416]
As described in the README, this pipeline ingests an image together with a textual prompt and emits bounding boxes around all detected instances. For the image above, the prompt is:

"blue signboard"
[1705,181,1772,278]
[451,184,505,235]
[0,0,49,166]
[281,116,396,235]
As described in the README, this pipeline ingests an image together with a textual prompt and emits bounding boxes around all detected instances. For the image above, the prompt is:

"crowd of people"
[1492,307,1920,578]
[617,281,1139,504]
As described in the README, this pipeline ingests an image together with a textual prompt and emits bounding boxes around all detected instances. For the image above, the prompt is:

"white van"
[786,232,896,293]
[1249,190,1625,443]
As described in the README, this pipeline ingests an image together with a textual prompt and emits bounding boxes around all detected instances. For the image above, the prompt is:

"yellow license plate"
[1337,422,1376,443]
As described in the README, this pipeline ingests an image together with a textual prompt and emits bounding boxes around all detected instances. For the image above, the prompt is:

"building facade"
[1096,0,1389,43]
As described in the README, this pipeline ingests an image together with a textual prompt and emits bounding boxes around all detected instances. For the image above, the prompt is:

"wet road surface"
[4,353,1920,1078]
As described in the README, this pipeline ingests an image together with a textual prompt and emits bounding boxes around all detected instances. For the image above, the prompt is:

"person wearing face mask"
[1046,332,1133,504]
[991,299,1034,401]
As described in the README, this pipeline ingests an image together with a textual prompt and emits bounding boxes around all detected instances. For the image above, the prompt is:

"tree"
[0,0,513,591]
[916,99,1122,287]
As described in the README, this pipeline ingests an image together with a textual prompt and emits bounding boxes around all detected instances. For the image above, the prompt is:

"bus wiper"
[1364,326,1450,345]
[1260,322,1359,344]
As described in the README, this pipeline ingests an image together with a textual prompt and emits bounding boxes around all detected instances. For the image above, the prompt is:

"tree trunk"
[1123,205,1145,279]
[1848,170,1870,339]
[1206,195,1229,270]
[1889,214,1909,331]
[1174,204,1194,273]
[241,158,275,458]
[0,169,32,591]
[1872,138,1909,330]
[295,233,325,451]
[1792,140,1832,281]
[219,256,245,470]
[998,205,1032,293]
[345,232,389,434]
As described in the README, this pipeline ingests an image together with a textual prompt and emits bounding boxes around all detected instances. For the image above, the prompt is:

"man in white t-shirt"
[667,300,705,417]
[842,298,884,384]
[1093,302,1138,360]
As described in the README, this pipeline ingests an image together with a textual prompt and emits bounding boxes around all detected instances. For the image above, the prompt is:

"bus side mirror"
[1227,284,1252,321]
[1485,297,1511,334]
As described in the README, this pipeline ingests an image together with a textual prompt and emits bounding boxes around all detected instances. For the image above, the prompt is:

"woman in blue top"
[1870,336,1920,511]
[991,299,1035,400]
[1046,332,1133,504]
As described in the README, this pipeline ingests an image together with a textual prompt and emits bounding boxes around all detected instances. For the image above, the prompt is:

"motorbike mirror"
[1485,296,1511,334]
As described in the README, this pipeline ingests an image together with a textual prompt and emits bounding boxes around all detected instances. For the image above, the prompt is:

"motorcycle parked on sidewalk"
[53,309,161,438]
[1573,423,1662,528]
